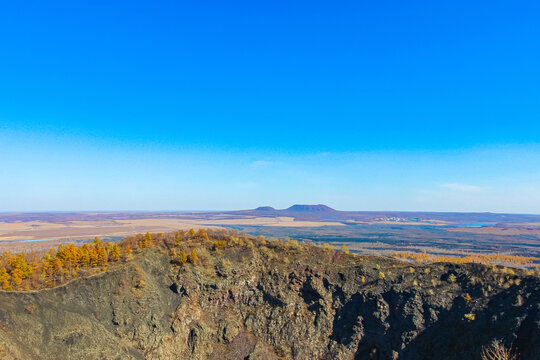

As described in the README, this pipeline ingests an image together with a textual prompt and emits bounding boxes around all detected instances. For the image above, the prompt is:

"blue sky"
[1,1,539,212]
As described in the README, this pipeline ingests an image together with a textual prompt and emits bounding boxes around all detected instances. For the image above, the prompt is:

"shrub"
[25,304,37,314]
[481,340,516,360]
[220,259,232,268]
[287,239,301,249]
[378,272,385,280]
[213,241,226,251]
[323,243,335,252]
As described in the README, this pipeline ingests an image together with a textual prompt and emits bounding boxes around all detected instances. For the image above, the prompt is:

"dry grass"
[390,252,538,269]
[481,340,516,360]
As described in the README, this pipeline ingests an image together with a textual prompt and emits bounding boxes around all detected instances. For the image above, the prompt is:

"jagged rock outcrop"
[0,238,538,360]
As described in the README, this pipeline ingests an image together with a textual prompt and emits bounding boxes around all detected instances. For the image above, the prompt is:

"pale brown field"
[0,215,344,251]
[351,220,451,226]
[2,210,540,258]
[198,216,344,227]
[448,225,540,237]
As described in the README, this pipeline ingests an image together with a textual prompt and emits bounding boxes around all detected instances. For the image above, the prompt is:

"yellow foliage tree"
[124,245,133,261]
[0,267,12,291]
[188,250,198,265]
[178,250,188,266]
[56,244,80,274]
[10,268,23,290]
[97,245,108,266]
[79,244,91,267]
[110,244,121,261]
[9,253,33,278]
[143,232,152,248]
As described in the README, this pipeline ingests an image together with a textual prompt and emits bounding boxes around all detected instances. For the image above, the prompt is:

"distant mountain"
[285,204,338,213]
[254,206,276,211]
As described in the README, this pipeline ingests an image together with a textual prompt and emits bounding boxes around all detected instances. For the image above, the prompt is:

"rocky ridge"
[0,233,538,360]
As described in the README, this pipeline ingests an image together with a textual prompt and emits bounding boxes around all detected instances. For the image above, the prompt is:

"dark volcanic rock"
[0,240,538,360]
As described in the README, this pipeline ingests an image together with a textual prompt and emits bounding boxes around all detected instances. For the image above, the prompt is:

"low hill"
[285,204,338,213]
[0,231,538,360]
[254,206,276,211]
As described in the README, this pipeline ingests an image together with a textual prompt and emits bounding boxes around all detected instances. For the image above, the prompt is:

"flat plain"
[1,206,540,261]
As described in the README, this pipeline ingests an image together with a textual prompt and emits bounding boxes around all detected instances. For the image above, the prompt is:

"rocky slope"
[0,236,538,360]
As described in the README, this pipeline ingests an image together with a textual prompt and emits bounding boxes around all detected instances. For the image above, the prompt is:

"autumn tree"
[9,253,33,279]
[188,249,198,265]
[97,244,108,266]
[89,244,99,266]
[196,229,209,241]
[10,269,23,290]
[41,251,63,287]
[178,250,188,266]
[0,251,12,270]
[143,232,152,248]
[56,244,80,275]
[79,244,91,267]
[110,243,121,261]
[175,232,182,246]
[0,268,11,291]
[124,245,133,261]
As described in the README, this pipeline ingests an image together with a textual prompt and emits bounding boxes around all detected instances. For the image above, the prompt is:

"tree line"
[0,228,217,291]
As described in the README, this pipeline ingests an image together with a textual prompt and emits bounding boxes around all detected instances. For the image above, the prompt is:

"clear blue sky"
[0,1,539,212]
